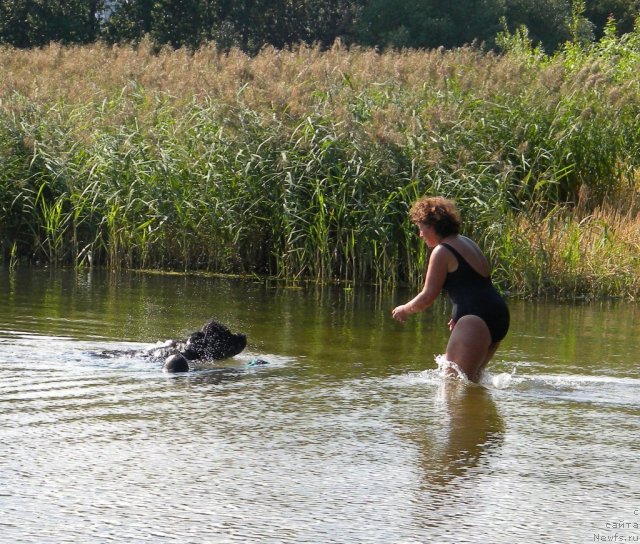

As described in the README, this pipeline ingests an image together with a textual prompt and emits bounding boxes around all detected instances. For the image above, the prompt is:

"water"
[1,268,639,543]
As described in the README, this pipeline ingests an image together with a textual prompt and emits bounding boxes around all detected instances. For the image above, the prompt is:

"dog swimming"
[95,319,248,373]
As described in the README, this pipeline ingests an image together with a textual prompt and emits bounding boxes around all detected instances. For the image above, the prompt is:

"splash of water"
[481,369,515,389]
[434,354,469,382]
[435,354,516,389]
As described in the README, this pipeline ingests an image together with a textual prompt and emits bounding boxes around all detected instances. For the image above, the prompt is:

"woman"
[392,196,509,382]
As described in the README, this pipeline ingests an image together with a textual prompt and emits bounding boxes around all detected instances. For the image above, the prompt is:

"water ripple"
[1,329,638,543]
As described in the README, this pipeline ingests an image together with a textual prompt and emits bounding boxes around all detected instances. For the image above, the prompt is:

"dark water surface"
[1,268,639,543]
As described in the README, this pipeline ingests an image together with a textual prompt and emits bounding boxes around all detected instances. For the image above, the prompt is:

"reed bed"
[1,36,640,297]
[490,196,640,298]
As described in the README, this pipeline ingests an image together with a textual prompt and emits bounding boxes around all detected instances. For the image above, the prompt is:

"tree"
[0,0,33,47]
[151,0,202,48]
[0,0,104,47]
[6,0,630,52]
[354,0,506,50]
[504,0,573,51]
[584,0,640,38]
[102,0,154,44]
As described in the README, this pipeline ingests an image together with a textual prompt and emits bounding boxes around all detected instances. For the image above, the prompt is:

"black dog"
[162,319,247,373]
[94,319,247,373]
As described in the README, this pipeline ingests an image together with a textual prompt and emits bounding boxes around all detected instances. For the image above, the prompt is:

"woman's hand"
[448,319,456,332]
[392,304,409,323]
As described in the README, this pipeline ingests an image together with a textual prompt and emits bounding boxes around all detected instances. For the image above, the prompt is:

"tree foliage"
[0,0,104,47]
[99,0,360,52]
[585,0,640,38]
[0,0,639,53]
[355,0,507,49]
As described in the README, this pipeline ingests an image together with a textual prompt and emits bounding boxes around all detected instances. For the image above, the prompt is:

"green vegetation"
[1,0,639,54]
[1,20,640,298]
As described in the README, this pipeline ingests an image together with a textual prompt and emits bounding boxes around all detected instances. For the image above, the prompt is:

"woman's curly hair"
[409,197,461,237]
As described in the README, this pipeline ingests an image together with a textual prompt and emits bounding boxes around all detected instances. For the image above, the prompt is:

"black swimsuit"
[441,243,510,344]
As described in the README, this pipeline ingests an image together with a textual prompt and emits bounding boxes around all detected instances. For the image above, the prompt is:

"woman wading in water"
[392,197,509,382]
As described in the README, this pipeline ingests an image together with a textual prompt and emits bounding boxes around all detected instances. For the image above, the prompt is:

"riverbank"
[1,31,639,297]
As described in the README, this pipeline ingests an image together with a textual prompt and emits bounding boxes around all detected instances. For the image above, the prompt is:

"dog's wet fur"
[96,319,247,373]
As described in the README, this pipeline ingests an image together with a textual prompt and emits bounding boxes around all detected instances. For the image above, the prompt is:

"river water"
[0,268,638,543]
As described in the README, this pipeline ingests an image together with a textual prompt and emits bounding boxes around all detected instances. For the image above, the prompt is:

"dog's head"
[182,319,247,361]
[163,353,190,373]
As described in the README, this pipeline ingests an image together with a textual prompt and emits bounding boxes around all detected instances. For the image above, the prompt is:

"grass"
[1,30,640,298]
[498,190,640,298]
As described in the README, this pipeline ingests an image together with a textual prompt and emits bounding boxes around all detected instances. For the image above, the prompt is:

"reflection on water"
[418,381,505,488]
[0,267,639,543]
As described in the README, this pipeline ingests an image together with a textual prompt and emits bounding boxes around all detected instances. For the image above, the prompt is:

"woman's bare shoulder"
[450,236,490,275]
[430,242,457,272]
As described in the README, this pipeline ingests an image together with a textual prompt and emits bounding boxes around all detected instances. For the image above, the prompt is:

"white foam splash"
[490,372,514,389]
[435,354,519,390]
[434,354,469,382]
[479,367,517,390]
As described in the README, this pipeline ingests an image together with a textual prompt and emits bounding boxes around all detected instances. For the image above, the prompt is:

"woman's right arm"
[392,246,449,322]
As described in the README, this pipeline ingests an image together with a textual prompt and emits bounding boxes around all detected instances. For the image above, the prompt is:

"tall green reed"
[1,34,639,297]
